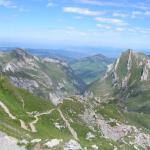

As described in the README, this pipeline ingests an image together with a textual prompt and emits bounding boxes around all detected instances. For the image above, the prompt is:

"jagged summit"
[10,48,32,59]
[89,49,150,100]
[0,49,150,150]
[0,49,85,105]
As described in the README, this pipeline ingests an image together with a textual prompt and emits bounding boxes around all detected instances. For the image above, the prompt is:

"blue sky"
[0,0,150,51]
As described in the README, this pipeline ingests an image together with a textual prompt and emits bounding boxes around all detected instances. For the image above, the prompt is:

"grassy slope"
[89,51,150,131]
[70,55,112,85]
[0,77,118,149]
[0,49,85,102]
[59,99,116,149]
[0,77,72,147]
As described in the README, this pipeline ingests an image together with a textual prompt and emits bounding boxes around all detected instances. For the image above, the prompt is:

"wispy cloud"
[0,0,27,12]
[0,0,17,8]
[128,27,150,35]
[112,10,150,19]
[96,24,112,30]
[115,27,124,32]
[145,11,150,16]
[46,0,54,7]
[113,12,128,18]
[63,7,104,16]
[131,11,142,18]
[78,0,124,7]
[95,17,127,26]
[78,0,150,10]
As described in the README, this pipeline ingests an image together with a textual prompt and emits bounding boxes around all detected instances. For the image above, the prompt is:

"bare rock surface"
[0,132,25,150]
[64,139,82,150]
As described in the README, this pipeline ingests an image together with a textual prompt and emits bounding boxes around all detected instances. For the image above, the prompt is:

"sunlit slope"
[89,50,150,129]
[0,48,85,105]
[71,54,113,84]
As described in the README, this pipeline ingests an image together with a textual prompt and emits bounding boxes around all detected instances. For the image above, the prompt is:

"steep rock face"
[0,48,85,105]
[0,58,150,150]
[89,50,150,98]
[107,50,150,105]
[111,50,150,89]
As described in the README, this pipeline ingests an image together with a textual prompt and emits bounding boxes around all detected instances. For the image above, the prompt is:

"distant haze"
[0,0,150,50]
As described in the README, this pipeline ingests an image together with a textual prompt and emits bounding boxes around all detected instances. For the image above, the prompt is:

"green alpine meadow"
[1,0,150,149]
[0,48,149,150]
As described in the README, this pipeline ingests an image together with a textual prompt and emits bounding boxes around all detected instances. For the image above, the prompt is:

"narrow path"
[14,92,25,109]
[29,109,55,132]
[0,101,16,120]
[0,100,29,131]
[29,116,38,132]
[57,109,78,141]
[19,119,29,131]
[20,98,25,109]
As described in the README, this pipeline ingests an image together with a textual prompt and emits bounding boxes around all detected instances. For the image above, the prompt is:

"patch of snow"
[44,139,62,148]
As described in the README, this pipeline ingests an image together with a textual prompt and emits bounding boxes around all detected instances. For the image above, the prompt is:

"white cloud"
[95,17,127,26]
[145,11,150,16]
[78,0,124,7]
[0,0,17,8]
[78,0,150,10]
[113,12,128,18]
[63,7,104,16]
[112,10,150,19]
[131,11,142,18]
[127,27,150,35]
[96,24,112,30]
[115,27,124,32]
[47,0,54,7]
[74,16,83,20]
[133,2,150,11]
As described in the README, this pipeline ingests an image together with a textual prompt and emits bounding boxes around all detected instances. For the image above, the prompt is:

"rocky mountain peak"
[106,50,150,90]
[10,48,32,60]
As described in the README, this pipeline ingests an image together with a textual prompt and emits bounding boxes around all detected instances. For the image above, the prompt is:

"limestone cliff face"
[88,50,150,102]
[107,50,150,89]
[0,48,85,105]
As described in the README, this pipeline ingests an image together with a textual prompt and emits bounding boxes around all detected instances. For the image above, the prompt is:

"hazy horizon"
[1,0,150,51]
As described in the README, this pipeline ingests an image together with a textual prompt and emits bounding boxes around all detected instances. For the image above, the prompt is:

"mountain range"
[70,54,113,85]
[0,48,150,150]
